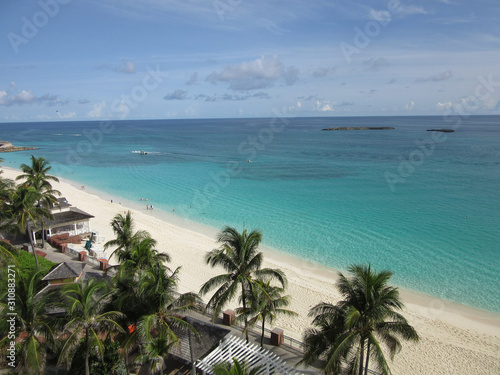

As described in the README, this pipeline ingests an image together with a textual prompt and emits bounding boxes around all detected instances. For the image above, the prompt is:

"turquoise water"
[1,116,499,312]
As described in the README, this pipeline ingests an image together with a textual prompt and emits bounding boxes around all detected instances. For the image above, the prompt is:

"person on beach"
[146,204,149,210]
[151,205,154,210]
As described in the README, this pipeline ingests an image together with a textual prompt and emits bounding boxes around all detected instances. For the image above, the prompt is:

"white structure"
[196,335,303,375]
[43,198,94,238]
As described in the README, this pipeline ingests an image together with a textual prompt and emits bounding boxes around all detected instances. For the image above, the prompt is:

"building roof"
[42,262,86,281]
[169,317,231,363]
[43,207,94,228]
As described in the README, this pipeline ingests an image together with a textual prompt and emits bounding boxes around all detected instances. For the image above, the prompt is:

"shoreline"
[2,166,500,373]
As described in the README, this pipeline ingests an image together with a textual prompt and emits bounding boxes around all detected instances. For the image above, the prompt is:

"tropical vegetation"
[199,226,287,341]
[301,264,420,375]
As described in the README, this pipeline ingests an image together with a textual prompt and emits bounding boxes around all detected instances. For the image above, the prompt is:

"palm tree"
[134,334,177,375]
[213,358,262,375]
[237,279,297,348]
[16,156,61,247]
[104,211,149,261]
[17,156,60,190]
[0,270,57,375]
[58,279,124,375]
[9,185,52,268]
[116,265,198,374]
[199,226,286,342]
[0,175,15,231]
[119,236,171,273]
[301,264,419,375]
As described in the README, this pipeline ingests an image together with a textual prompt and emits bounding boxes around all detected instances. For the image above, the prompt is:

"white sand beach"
[3,167,499,374]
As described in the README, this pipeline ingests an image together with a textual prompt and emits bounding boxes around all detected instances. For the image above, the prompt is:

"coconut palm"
[237,279,297,347]
[0,176,15,231]
[113,263,198,374]
[119,236,171,273]
[213,358,262,375]
[104,211,149,261]
[58,279,124,375]
[134,334,177,375]
[0,270,57,375]
[8,185,52,268]
[301,264,419,375]
[0,240,18,265]
[136,266,199,341]
[199,226,286,342]
[17,156,60,190]
[16,156,61,247]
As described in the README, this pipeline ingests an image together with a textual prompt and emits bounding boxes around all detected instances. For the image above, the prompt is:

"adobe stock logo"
[7,0,71,54]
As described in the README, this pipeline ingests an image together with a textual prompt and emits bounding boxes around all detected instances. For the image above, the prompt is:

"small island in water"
[0,141,38,153]
[426,129,455,133]
[322,127,395,131]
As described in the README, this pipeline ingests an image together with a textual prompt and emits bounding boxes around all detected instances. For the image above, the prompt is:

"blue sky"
[1,0,500,121]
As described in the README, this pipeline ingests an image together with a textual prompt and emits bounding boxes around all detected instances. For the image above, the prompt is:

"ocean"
[1,116,499,312]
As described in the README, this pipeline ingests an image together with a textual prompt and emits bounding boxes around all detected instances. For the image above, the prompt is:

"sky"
[1,0,500,121]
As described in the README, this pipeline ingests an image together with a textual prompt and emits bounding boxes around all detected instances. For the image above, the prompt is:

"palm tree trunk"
[358,338,365,375]
[260,317,266,348]
[363,341,371,375]
[41,221,46,248]
[38,199,46,248]
[242,283,249,342]
[85,328,90,375]
[27,224,39,269]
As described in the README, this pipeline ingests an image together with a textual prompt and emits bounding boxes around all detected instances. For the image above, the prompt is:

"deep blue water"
[1,116,499,312]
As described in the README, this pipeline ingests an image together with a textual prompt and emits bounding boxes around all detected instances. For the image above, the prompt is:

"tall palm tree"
[104,211,149,261]
[237,279,297,347]
[199,226,286,342]
[301,264,419,375]
[0,175,15,231]
[17,156,61,247]
[17,156,60,194]
[115,265,199,374]
[58,279,124,375]
[9,185,52,268]
[0,270,57,375]
[119,236,171,273]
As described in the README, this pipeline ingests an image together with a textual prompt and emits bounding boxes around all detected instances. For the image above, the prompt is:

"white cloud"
[416,70,453,82]
[206,55,297,91]
[164,89,188,100]
[118,59,136,74]
[99,59,136,74]
[87,101,107,118]
[404,101,415,111]
[0,84,68,107]
[57,111,77,119]
[399,5,429,16]
[314,100,335,112]
[363,57,389,72]
[436,101,453,111]
[312,66,335,78]
[186,72,198,85]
